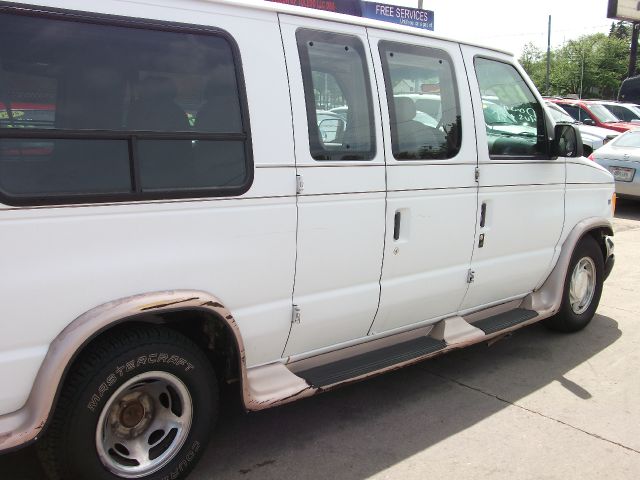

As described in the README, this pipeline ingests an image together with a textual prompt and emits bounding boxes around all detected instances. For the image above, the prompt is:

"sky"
[386,0,618,57]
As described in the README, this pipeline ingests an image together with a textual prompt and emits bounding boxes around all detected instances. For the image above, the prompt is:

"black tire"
[37,324,217,480]
[544,235,604,333]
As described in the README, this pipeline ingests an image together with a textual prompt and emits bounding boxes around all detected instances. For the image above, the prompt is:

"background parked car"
[599,101,640,123]
[548,98,637,132]
[545,101,618,156]
[590,128,640,200]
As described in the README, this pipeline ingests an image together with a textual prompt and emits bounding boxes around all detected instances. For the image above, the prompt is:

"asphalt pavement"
[2,199,639,480]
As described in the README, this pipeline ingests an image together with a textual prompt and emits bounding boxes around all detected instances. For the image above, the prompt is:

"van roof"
[211,0,514,56]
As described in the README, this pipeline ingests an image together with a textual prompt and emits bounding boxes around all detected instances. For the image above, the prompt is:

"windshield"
[612,130,640,148]
[587,104,621,123]
[546,103,575,123]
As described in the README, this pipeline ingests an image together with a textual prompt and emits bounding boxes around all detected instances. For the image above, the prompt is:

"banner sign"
[265,0,362,16]
[607,0,640,22]
[361,2,434,31]
[265,1,434,31]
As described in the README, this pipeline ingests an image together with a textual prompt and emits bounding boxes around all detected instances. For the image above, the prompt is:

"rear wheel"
[544,236,604,332]
[38,325,217,480]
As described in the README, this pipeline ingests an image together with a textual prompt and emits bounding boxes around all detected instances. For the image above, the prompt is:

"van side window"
[296,29,375,161]
[474,58,548,159]
[0,10,251,205]
[379,41,461,160]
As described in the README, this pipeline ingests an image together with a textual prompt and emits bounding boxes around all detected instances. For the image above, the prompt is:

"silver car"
[591,129,640,199]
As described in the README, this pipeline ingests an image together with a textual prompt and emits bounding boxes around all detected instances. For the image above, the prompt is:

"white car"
[0,1,616,479]
[599,100,640,124]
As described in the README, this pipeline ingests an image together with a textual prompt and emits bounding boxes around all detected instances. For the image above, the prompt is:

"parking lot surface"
[2,200,639,480]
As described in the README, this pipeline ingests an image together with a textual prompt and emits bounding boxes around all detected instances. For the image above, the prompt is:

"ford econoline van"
[0,1,615,479]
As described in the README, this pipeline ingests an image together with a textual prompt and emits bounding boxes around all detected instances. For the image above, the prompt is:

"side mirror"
[551,123,583,159]
[582,118,595,126]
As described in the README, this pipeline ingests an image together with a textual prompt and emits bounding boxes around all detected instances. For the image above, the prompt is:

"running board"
[472,308,538,335]
[296,336,447,388]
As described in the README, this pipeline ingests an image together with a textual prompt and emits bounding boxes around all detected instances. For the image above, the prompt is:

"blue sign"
[265,1,434,31]
[361,2,434,31]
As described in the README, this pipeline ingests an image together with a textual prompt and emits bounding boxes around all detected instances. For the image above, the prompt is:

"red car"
[547,98,637,132]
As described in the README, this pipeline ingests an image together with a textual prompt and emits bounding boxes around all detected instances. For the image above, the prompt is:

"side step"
[472,308,537,335]
[296,337,447,388]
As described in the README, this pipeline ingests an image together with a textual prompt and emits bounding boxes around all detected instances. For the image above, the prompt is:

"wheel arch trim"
[0,290,246,452]
[521,217,613,316]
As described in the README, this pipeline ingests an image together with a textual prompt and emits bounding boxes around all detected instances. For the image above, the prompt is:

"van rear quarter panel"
[0,0,297,415]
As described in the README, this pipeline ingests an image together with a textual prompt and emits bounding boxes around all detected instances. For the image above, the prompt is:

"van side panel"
[0,0,296,415]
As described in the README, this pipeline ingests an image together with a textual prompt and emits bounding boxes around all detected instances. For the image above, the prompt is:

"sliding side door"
[369,31,478,335]
[280,15,386,356]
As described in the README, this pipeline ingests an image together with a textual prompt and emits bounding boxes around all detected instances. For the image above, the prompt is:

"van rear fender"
[0,290,247,452]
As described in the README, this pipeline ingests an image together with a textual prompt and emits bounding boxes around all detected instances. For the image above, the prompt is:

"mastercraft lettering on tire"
[0,1,616,479]
[87,354,195,412]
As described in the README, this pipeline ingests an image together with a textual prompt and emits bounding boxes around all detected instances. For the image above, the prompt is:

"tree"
[520,42,547,92]
[519,32,630,99]
[609,21,632,41]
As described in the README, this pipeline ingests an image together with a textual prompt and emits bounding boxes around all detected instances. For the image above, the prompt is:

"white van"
[0,1,616,479]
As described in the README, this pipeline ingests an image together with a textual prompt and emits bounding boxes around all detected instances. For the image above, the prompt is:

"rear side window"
[0,9,252,205]
[297,29,375,161]
[474,58,548,159]
[379,41,461,160]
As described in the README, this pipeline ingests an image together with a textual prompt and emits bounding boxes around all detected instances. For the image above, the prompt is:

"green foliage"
[519,24,633,99]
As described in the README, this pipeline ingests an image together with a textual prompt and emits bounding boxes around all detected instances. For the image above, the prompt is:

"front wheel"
[38,325,217,480]
[544,235,604,332]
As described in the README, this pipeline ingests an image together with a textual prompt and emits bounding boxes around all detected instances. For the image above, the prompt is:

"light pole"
[579,49,585,99]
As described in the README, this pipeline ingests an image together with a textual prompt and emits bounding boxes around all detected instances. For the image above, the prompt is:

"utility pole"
[546,15,551,95]
[579,49,585,99]
[629,22,640,78]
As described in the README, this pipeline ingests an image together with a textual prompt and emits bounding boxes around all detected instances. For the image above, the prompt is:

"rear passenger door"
[368,31,478,335]
[279,15,386,356]
[459,47,565,311]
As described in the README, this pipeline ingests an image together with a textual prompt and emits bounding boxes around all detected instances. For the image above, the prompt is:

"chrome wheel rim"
[96,371,193,478]
[569,257,597,315]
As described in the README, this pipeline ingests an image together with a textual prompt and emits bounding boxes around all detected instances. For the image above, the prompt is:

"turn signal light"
[612,193,617,216]
[588,153,595,161]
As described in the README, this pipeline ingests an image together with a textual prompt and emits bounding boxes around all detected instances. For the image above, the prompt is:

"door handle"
[393,211,401,241]
[480,202,487,228]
